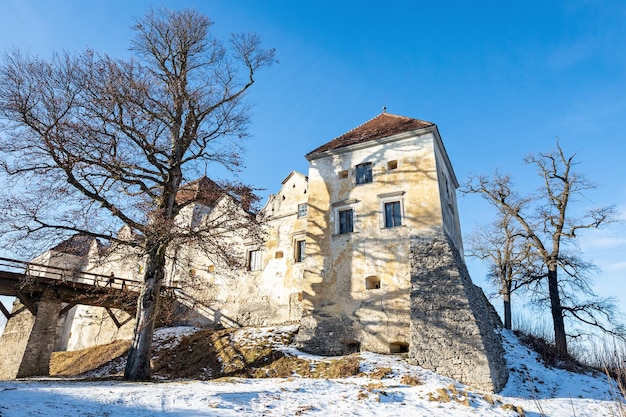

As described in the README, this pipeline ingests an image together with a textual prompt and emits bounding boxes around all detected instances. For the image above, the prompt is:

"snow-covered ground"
[0,327,624,417]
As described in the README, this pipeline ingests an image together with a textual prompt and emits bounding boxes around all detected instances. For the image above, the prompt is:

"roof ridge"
[307,112,435,157]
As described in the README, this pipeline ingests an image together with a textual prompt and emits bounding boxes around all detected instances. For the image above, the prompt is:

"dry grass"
[50,327,366,381]
[426,385,471,407]
[152,328,291,379]
[50,339,131,377]
[428,387,451,402]
[368,366,392,379]
[514,330,592,374]
[483,393,497,405]
[400,374,422,386]
[259,354,361,379]
[501,403,525,416]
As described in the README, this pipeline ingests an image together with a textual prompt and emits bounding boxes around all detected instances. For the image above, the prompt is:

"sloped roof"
[51,235,97,257]
[175,176,223,207]
[307,112,435,157]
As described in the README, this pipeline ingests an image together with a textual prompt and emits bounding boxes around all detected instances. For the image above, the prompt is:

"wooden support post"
[58,301,78,317]
[0,300,11,320]
[14,290,37,316]
[106,308,123,329]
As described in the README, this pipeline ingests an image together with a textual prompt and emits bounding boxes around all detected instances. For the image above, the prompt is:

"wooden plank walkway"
[0,257,142,317]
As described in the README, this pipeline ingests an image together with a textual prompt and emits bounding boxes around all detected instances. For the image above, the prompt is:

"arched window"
[365,276,381,290]
[389,342,409,353]
[342,340,361,354]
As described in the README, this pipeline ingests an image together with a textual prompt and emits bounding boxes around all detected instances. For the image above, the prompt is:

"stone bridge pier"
[0,289,63,379]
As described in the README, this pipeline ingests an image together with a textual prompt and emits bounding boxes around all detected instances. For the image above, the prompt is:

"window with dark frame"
[384,201,402,228]
[295,239,306,263]
[355,162,373,184]
[247,249,261,271]
[338,209,354,234]
[297,203,308,218]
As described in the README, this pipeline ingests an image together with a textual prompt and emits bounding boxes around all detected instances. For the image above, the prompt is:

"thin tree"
[0,8,275,380]
[463,142,616,356]
[466,212,541,329]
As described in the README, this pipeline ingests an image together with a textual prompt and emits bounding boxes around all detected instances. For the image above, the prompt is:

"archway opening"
[365,276,381,290]
[389,342,409,354]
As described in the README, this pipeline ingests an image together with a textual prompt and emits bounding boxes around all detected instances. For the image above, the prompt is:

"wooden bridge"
[0,257,147,379]
[0,256,142,320]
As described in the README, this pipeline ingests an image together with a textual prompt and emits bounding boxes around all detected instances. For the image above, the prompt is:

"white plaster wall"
[302,130,448,353]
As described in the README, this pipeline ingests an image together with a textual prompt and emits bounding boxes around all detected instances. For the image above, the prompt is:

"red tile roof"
[307,112,434,157]
[50,235,97,256]
[175,176,223,207]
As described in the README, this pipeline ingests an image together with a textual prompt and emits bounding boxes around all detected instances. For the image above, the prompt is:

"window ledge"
[380,225,407,230]
[331,231,360,238]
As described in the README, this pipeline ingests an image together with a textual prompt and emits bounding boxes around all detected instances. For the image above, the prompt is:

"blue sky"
[1,1,625,332]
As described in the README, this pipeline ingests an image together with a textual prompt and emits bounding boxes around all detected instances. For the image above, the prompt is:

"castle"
[0,112,508,391]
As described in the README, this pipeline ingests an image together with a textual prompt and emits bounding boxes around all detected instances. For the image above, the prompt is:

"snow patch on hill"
[0,326,624,416]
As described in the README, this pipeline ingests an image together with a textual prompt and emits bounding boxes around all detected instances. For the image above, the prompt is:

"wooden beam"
[14,290,37,316]
[0,299,11,320]
[58,301,78,317]
[106,308,123,329]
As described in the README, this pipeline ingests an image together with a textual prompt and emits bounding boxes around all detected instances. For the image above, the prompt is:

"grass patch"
[501,403,525,416]
[368,366,392,379]
[400,374,422,386]
[427,385,471,407]
[514,331,591,373]
[50,339,131,377]
[258,354,360,379]
[152,328,290,379]
[50,326,363,381]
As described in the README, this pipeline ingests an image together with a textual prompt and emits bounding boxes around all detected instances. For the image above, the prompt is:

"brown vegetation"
[50,339,130,377]
[50,327,366,380]
[514,331,594,374]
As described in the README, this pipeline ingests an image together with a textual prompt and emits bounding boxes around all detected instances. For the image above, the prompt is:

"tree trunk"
[124,241,167,380]
[547,266,567,356]
[503,285,512,330]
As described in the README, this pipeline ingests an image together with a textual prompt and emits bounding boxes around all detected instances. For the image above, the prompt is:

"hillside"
[0,326,624,416]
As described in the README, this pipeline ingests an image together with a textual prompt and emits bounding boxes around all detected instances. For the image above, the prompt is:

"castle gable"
[175,176,223,207]
[306,112,434,158]
[261,171,308,220]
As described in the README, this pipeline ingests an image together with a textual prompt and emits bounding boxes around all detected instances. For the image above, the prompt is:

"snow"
[0,327,624,416]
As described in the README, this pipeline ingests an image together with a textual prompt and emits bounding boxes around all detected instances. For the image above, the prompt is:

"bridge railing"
[0,256,143,292]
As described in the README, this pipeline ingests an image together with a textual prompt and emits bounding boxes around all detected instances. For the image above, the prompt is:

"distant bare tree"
[463,142,618,356]
[466,212,542,329]
[0,8,275,380]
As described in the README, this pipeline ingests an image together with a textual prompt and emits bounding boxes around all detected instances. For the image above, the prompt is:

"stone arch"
[365,275,381,290]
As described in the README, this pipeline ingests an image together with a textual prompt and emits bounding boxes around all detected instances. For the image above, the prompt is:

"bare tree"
[466,212,542,329]
[463,142,617,356]
[0,8,275,380]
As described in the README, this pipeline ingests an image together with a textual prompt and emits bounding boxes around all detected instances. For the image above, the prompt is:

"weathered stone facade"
[0,112,509,391]
[409,230,508,392]
[0,290,63,379]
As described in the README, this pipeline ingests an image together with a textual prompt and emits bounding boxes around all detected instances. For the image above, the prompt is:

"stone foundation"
[0,289,63,379]
[409,230,508,392]
[295,314,360,355]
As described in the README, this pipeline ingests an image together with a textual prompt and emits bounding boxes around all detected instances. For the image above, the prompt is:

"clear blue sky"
[1,1,625,332]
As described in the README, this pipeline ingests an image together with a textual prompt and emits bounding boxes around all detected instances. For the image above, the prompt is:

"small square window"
[384,201,402,228]
[387,160,398,170]
[275,251,284,259]
[247,249,261,271]
[338,209,354,234]
[339,170,349,179]
[297,203,308,218]
[355,163,372,185]
[295,239,306,263]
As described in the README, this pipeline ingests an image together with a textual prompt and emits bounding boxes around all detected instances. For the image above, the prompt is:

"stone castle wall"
[0,290,63,379]
[409,230,508,392]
